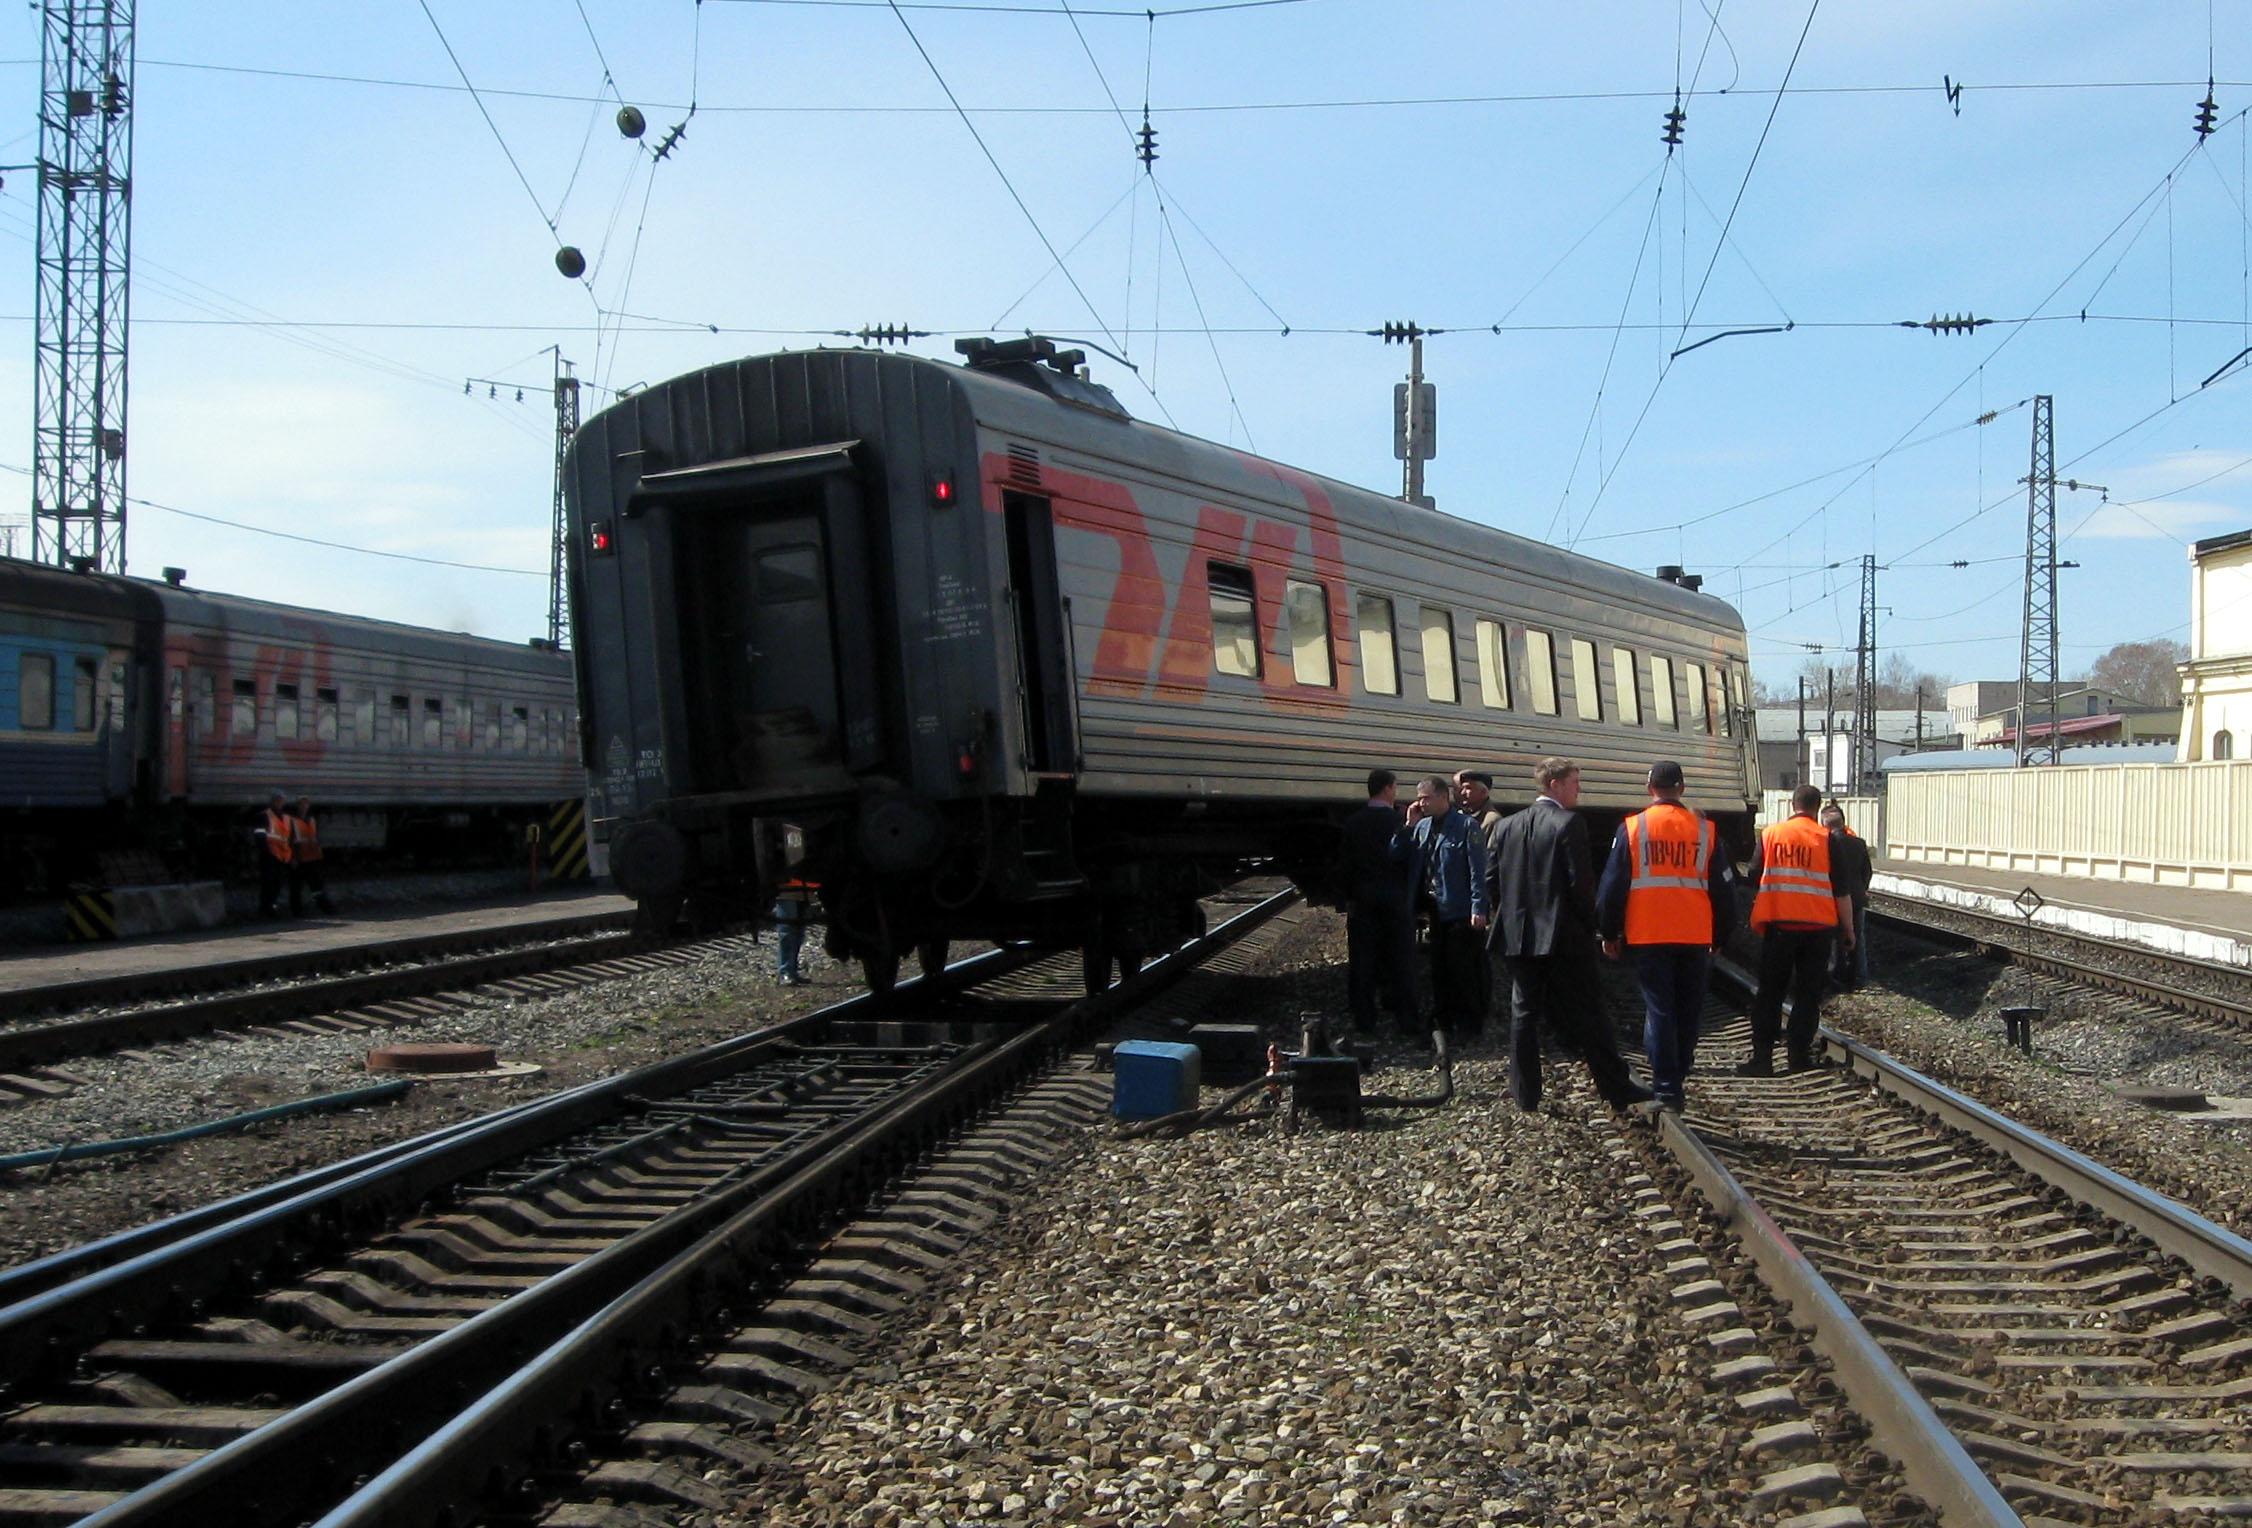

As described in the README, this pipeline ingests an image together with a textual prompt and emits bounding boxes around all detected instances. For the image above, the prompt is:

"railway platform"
[0,886,633,999]
[1875,857,2252,964]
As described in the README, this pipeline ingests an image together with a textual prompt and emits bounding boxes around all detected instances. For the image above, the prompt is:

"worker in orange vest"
[1741,782,1856,1075]
[254,789,294,919]
[289,796,337,917]
[1596,760,1736,1112]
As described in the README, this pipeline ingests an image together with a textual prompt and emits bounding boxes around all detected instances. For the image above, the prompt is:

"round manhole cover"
[2116,1084,2211,1113]
[368,1042,501,1074]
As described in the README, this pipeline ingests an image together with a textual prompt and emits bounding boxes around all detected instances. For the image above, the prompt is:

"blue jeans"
[771,902,808,980]
[1630,946,1711,1102]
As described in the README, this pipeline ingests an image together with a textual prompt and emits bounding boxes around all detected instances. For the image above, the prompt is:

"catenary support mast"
[2016,396,2059,767]
[31,0,134,572]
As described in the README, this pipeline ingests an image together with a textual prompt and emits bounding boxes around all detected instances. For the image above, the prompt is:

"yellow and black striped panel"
[545,798,589,880]
[66,886,118,942]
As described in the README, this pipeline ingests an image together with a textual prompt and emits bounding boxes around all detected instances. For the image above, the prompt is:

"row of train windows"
[188,673,574,755]
[13,654,112,732]
[1205,564,1744,735]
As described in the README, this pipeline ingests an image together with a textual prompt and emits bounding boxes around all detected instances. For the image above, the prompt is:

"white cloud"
[2069,497,2239,541]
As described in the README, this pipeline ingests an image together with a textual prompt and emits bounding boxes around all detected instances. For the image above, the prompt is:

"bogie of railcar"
[567,340,1761,992]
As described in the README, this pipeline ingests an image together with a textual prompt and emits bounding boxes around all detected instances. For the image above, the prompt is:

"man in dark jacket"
[1489,757,1650,1112]
[1336,769,1417,1036]
[1821,801,1874,988]
[1405,775,1489,1039]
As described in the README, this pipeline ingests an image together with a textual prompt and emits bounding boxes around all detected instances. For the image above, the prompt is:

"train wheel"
[862,947,900,998]
[916,940,950,980]
[633,893,682,939]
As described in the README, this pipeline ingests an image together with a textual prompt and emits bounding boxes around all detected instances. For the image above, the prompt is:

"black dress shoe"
[1734,1057,1775,1078]
[1786,1051,1829,1073]
[1606,1084,1656,1110]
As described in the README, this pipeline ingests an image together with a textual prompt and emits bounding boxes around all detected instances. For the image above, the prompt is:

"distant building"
[1753,708,1955,791]
[1945,680,2017,739]
[1971,685,2176,748]
[2179,528,2252,760]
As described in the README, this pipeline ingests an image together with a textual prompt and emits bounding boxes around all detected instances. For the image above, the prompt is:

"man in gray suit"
[1488,756,1650,1112]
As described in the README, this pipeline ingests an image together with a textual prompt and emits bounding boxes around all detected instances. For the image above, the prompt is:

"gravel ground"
[0,935,849,1268]
[1824,927,2252,1237]
[724,908,1902,1528]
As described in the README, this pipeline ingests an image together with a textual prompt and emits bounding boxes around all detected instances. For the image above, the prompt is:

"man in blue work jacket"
[1400,774,1489,1041]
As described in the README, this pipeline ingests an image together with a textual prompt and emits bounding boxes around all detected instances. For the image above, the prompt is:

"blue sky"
[0,1,2246,695]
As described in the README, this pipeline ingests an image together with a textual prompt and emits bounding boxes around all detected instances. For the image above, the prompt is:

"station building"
[2178,528,2252,761]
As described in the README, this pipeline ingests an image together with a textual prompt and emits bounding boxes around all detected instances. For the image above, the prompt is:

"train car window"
[1729,665,1749,733]
[1475,619,1511,708]
[73,657,98,731]
[510,705,530,751]
[1208,563,1261,678]
[1420,609,1459,703]
[1650,655,1677,727]
[274,683,300,741]
[755,544,822,603]
[18,654,54,730]
[1356,594,1399,695]
[478,699,499,752]
[1283,580,1333,687]
[449,698,468,749]
[232,678,257,738]
[387,695,407,747]
[193,671,215,737]
[1612,647,1641,724]
[1712,671,1731,737]
[1684,662,1709,733]
[1524,629,1559,716]
[108,661,125,730]
[316,687,340,743]
[1568,638,1602,722]
[422,698,443,749]
[353,692,375,745]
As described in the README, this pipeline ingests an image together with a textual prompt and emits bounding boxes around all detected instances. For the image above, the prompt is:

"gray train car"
[0,556,582,894]
[567,339,1758,989]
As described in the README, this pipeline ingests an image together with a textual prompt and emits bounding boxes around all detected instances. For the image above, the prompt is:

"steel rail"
[0,907,633,1020]
[315,887,1298,1528]
[1652,1110,2025,1528]
[0,927,652,1074]
[1868,892,2252,1030]
[0,943,1041,1373]
[69,889,1295,1528]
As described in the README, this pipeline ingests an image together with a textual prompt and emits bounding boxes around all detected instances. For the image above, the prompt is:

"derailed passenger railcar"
[567,339,1759,989]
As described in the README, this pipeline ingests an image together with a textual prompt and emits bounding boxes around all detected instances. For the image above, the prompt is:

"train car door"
[1003,491,1076,773]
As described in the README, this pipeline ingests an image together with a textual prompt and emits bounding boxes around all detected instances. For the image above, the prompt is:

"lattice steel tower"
[2016,395,2060,767]
[31,0,135,572]
[1853,553,1878,791]
[548,355,580,647]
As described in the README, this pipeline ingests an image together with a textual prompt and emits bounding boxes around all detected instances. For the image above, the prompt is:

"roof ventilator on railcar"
[955,336,1132,420]
[1654,565,1705,592]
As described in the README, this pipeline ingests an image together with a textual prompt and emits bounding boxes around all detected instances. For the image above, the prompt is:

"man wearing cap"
[1742,782,1857,1075]
[1596,761,1735,1111]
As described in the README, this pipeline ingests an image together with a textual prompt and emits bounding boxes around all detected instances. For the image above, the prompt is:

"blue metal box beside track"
[565,338,1759,992]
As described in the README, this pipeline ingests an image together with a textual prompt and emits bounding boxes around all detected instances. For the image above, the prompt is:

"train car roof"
[630,345,1746,641]
[0,555,566,669]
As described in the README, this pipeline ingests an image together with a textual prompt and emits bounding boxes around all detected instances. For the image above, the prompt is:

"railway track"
[0,922,721,1107]
[0,885,1299,1527]
[1869,890,2252,1043]
[1631,967,2252,1525]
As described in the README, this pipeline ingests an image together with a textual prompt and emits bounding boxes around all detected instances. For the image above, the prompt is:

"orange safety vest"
[264,808,294,864]
[1623,802,1717,945]
[291,815,323,864]
[1750,814,1837,933]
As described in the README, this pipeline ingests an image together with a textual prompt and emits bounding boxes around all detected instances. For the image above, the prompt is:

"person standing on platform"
[1490,757,1651,1112]
[1404,775,1489,1041]
[1742,783,1857,1075]
[1337,769,1418,1038]
[1821,801,1873,989]
[254,789,293,919]
[1454,769,1505,1025]
[288,796,337,916]
[1596,761,1734,1112]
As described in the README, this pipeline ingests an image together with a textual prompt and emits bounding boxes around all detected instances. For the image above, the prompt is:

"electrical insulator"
[857,325,925,346]
[1136,119,1158,168]
[1378,321,1423,344]
[1906,313,1989,336]
[2196,82,2219,139]
[1661,100,1686,150]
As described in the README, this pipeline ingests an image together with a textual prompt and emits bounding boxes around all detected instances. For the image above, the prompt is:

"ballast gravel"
[1825,928,2252,1237]
[728,1070,1858,1526]
[0,935,844,1267]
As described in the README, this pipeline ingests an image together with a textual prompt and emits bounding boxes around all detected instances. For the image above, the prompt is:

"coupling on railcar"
[569,339,1760,994]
